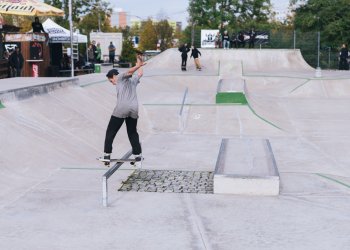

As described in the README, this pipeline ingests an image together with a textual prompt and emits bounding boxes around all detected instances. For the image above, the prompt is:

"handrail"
[102,149,132,207]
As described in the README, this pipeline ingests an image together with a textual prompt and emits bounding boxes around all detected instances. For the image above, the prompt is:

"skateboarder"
[103,54,146,166]
[178,43,190,71]
[190,46,202,70]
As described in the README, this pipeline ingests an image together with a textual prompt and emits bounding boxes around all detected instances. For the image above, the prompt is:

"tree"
[188,0,272,32]
[139,19,158,51]
[291,0,350,47]
[155,20,174,51]
[120,38,137,66]
[44,0,113,32]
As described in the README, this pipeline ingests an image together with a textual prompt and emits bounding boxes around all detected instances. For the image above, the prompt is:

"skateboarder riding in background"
[178,43,190,71]
[102,54,146,167]
[190,46,202,71]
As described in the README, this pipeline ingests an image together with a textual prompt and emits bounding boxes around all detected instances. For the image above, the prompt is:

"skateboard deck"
[97,157,140,163]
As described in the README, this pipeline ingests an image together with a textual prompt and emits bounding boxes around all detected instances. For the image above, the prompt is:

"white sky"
[111,0,290,28]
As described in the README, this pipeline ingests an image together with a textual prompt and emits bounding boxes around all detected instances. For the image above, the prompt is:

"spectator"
[238,32,246,48]
[178,43,190,71]
[108,41,116,64]
[32,17,45,33]
[88,44,95,70]
[215,31,221,48]
[88,44,94,62]
[339,44,349,70]
[248,28,256,48]
[190,46,202,71]
[91,40,97,62]
[222,30,230,49]
[9,47,24,77]
[96,42,102,63]
[231,32,239,49]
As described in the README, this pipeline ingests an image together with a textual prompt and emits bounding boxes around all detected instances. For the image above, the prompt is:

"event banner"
[201,29,219,48]
[5,33,46,42]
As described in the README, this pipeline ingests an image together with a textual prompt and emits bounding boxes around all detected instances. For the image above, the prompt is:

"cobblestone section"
[118,170,214,194]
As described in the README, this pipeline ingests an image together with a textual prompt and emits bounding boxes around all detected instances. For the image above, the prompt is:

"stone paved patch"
[118,170,214,194]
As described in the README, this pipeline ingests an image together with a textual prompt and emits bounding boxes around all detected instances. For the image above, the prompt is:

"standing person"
[32,17,45,33]
[238,31,246,48]
[95,42,102,63]
[178,43,190,71]
[108,41,116,64]
[102,54,146,167]
[190,46,202,71]
[91,40,97,62]
[339,44,349,70]
[215,31,221,48]
[222,30,230,49]
[9,47,24,77]
[87,43,95,70]
[248,28,256,48]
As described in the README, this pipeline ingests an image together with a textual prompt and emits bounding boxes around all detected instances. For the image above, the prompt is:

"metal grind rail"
[102,149,132,207]
[179,87,189,131]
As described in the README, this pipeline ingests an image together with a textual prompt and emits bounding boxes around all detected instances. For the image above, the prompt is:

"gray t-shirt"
[112,72,141,119]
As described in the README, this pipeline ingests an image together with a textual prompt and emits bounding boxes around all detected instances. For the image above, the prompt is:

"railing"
[102,149,132,207]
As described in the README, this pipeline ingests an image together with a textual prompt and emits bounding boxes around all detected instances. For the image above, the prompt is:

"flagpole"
[69,0,74,77]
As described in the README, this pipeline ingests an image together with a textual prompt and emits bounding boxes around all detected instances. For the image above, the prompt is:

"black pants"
[181,55,188,67]
[109,54,115,64]
[104,116,142,155]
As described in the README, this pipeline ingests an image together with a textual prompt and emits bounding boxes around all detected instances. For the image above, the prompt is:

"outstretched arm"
[136,54,144,77]
[126,54,146,76]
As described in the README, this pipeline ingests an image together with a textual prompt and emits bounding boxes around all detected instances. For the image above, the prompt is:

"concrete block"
[214,138,280,195]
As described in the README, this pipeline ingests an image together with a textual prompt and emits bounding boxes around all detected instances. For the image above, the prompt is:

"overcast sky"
[111,0,290,28]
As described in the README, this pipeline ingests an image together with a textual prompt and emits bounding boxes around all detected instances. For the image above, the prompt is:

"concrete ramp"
[214,138,279,195]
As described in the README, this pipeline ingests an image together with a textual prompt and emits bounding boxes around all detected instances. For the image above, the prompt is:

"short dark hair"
[106,69,119,78]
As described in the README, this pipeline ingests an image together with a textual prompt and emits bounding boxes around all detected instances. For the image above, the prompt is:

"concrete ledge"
[0,78,79,103]
[214,138,280,195]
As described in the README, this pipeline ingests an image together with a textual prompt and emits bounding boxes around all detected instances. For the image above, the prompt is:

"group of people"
[178,44,202,71]
[87,40,102,64]
[4,47,24,78]
[215,29,256,49]
[3,17,44,77]
[87,41,116,67]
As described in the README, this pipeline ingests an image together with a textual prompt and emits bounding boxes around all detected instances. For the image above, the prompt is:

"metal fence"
[194,28,343,70]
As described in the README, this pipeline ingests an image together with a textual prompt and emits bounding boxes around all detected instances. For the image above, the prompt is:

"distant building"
[118,11,127,29]
[130,19,182,34]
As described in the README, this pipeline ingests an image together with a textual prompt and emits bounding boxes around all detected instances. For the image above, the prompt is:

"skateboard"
[97,157,141,163]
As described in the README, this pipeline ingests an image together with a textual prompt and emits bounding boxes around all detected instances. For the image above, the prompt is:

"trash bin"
[94,64,101,73]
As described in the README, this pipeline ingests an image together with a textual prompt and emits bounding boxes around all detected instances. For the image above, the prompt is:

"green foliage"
[45,0,113,35]
[139,19,158,51]
[155,20,174,51]
[293,0,350,48]
[120,38,137,66]
[188,0,272,32]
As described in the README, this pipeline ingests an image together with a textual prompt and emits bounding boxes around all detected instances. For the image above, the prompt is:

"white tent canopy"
[42,18,87,43]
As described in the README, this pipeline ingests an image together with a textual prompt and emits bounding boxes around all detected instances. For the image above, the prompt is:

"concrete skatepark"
[0,48,350,249]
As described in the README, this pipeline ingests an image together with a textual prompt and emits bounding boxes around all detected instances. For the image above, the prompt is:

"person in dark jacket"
[248,28,256,48]
[339,44,349,70]
[190,46,202,70]
[238,32,246,48]
[178,43,190,71]
[9,47,24,77]
[32,17,45,33]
